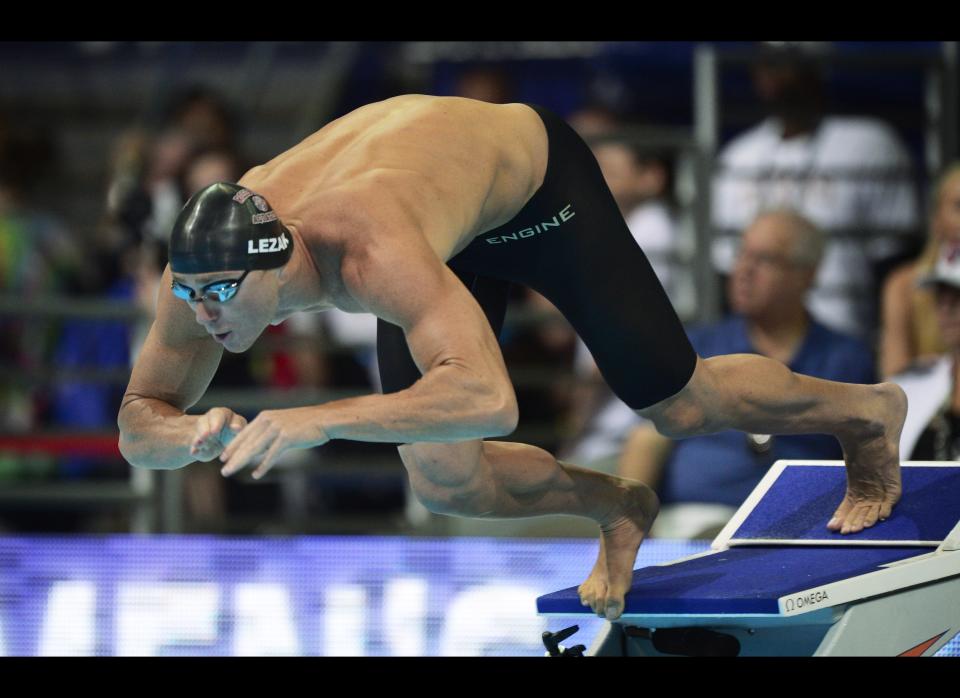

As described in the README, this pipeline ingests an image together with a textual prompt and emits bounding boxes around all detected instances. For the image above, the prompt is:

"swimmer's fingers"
[190,408,230,460]
[218,413,248,448]
[251,438,287,481]
[192,408,227,448]
[220,418,272,477]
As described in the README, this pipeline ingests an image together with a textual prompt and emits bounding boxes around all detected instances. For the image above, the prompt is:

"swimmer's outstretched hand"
[190,407,248,462]
[219,407,331,480]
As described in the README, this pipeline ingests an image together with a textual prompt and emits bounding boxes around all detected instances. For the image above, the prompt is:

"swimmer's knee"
[644,401,710,439]
[638,358,717,439]
[399,441,494,516]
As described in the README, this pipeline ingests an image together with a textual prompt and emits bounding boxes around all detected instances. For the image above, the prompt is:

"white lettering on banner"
[384,578,428,656]
[233,584,299,656]
[39,581,96,656]
[116,583,219,656]
[439,585,546,656]
[233,189,253,204]
[784,589,831,613]
[323,585,367,656]
[21,577,555,655]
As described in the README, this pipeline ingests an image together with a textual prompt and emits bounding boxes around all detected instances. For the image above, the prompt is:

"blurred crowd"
[1,42,957,537]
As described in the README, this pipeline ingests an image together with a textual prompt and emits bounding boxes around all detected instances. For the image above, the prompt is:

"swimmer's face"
[172,268,279,353]
[730,215,815,318]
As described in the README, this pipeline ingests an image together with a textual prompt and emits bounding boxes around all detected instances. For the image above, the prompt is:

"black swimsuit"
[376,104,697,418]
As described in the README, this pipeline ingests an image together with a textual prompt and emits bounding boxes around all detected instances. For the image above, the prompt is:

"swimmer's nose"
[194,300,220,325]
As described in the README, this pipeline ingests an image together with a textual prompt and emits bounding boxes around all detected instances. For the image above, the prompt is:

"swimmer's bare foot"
[577,482,659,620]
[829,383,907,535]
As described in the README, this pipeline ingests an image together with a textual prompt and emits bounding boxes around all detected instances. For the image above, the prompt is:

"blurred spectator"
[879,164,960,378]
[891,240,960,460]
[712,42,920,340]
[107,86,238,261]
[0,116,82,435]
[163,85,238,153]
[613,210,876,539]
[0,112,94,530]
[567,104,620,138]
[453,66,515,105]
[182,148,244,199]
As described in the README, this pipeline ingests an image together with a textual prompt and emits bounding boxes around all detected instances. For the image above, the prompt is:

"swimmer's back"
[240,95,548,260]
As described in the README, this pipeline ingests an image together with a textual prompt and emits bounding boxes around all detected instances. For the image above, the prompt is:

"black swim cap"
[169,181,294,274]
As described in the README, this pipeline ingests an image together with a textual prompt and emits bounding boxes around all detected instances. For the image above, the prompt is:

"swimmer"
[118,95,906,621]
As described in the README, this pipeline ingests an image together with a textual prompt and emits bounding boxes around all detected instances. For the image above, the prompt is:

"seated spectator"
[712,42,920,340]
[890,240,960,460]
[879,164,960,378]
[618,209,876,539]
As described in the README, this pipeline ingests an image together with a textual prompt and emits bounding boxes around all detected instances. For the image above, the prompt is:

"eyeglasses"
[736,250,799,270]
[171,270,251,304]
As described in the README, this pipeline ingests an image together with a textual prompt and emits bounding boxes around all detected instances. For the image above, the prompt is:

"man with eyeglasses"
[118,94,906,622]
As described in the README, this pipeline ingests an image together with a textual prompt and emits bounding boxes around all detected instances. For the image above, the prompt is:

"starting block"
[537,461,960,656]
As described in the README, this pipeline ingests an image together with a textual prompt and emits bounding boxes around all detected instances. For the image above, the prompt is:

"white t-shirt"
[712,116,919,338]
[626,200,675,289]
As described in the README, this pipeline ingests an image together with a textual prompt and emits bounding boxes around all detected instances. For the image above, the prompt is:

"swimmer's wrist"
[119,409,202,470]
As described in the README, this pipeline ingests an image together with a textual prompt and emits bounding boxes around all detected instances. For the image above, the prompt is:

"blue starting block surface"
[537,462,960,655]
[725,463,960,545]
[536,545,927,615]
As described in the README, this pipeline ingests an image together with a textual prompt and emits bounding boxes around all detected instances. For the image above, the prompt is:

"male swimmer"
[118,95,906,621]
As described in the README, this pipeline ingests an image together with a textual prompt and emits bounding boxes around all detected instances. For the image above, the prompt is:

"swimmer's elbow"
[117,431,144,469]
[485,388,519,437]
[116,399,164,470]
[117,425,148,469]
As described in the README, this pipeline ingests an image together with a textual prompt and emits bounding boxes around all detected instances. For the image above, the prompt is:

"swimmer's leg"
[399,439,658,620]
[638,355,907,535]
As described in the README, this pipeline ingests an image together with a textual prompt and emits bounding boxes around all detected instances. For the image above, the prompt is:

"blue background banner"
[0,536,956,656]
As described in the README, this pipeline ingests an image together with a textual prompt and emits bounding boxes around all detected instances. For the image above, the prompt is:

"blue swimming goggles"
[171,270,251,303]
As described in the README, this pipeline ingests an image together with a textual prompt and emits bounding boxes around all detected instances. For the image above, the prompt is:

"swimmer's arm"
[117,266,224,469]
[320,237,519,443]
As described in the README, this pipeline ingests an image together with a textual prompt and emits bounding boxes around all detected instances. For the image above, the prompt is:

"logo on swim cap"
[252,195,270,212]
[248,231,290,254]
[252,211,279,224]
[232,189,254,204]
